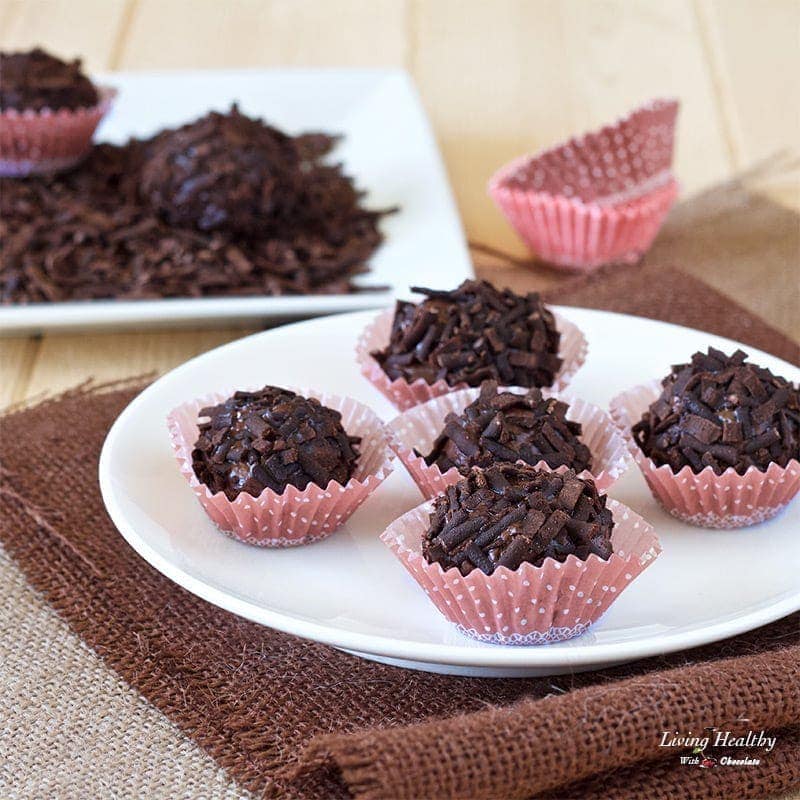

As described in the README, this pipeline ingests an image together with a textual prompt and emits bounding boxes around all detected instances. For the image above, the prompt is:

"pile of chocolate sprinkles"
[1,107,389,303]
[373,280,563,388]
[423,381,592,475]
[192,386,360,501]
[633,347,800,475]
[422,464,613,576]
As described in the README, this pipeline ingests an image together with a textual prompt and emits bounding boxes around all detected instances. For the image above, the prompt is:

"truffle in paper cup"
[356,308,588,412]
[0,86,116,177]
[610,381,800,528]
[489,98,679,271]
[386,387,630,499]
[382,498,661,645]
[167,388,395,547]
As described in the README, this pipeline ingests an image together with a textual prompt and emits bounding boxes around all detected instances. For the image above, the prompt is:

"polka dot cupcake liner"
[610,381,800,529]
[386,386,630,500]
[167,388,395,547]
[0,86,117,176]
[381,498,661,646]
[488,98,679,272]
[356,307,588,412]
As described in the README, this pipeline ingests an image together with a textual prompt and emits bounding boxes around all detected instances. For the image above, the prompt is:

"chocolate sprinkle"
[0,47,98,112]
[1,107,389,302]
[632,347,800,475]
[422,464,613,576]
[191,386,360,500]
[423,380,592,475]
[373,280,562,388]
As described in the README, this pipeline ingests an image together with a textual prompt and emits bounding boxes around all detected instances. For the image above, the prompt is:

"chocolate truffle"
[423,381,592,475]
[140,106,302,235]
[422,464,613,576]
[192,386,360,500]
[373,280,562,388]
[0,48,98,112]
[632,347,800,475]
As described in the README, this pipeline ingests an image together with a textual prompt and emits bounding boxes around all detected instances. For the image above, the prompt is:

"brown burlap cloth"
[1,174,799,800]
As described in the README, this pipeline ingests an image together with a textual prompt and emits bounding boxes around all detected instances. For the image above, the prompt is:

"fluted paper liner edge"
[356,308,588,412]
[381,498,661,645]
[487,98,679,270]
[609,381,800,528]
[0,86,117,176]
[167,387,395,546]
[386,386,630,499]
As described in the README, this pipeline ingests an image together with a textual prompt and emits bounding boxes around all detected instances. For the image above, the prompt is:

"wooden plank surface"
[120,0,407,68]
[1,0,798,409]
[0,0,131,70]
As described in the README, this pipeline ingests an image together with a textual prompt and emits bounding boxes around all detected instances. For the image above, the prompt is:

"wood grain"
[22,329,252,398]
[120,0,407,68]
[1,0,798,409]
[701,0,800,168]
[0,0,130,70]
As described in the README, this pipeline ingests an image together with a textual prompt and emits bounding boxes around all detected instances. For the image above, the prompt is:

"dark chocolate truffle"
[140,106,302,235]
[373,280,562,388]
[422,464,613,576]
[632,347,800,475]
[192,386,360,500]
[0,48,98,112]
[423,381,592,475]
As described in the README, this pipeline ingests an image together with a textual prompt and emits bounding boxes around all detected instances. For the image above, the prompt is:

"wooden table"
[2,0,799,409]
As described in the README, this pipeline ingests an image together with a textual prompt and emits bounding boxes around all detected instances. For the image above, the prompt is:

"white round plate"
[99,308,800,677]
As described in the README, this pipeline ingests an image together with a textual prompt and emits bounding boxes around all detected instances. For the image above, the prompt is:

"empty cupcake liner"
[356,307,588,412]
[382,498,661,645]
[386,386,630,499]
[610,381,800,528]
[167,387,395,547]
[0,86,116,176]
[488,98,679,271]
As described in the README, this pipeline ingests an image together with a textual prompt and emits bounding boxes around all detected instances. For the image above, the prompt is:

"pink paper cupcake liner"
[382,498,661,645]
[386,387,630,499]
[167,388,395,547]
[488,98,679,271]
[0,86,116,176]
[356,308,588,412]
[610,381,800,528]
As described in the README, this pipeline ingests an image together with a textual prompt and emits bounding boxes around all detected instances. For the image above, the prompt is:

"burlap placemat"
[1,175,799,798]
[543,263,799,364]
